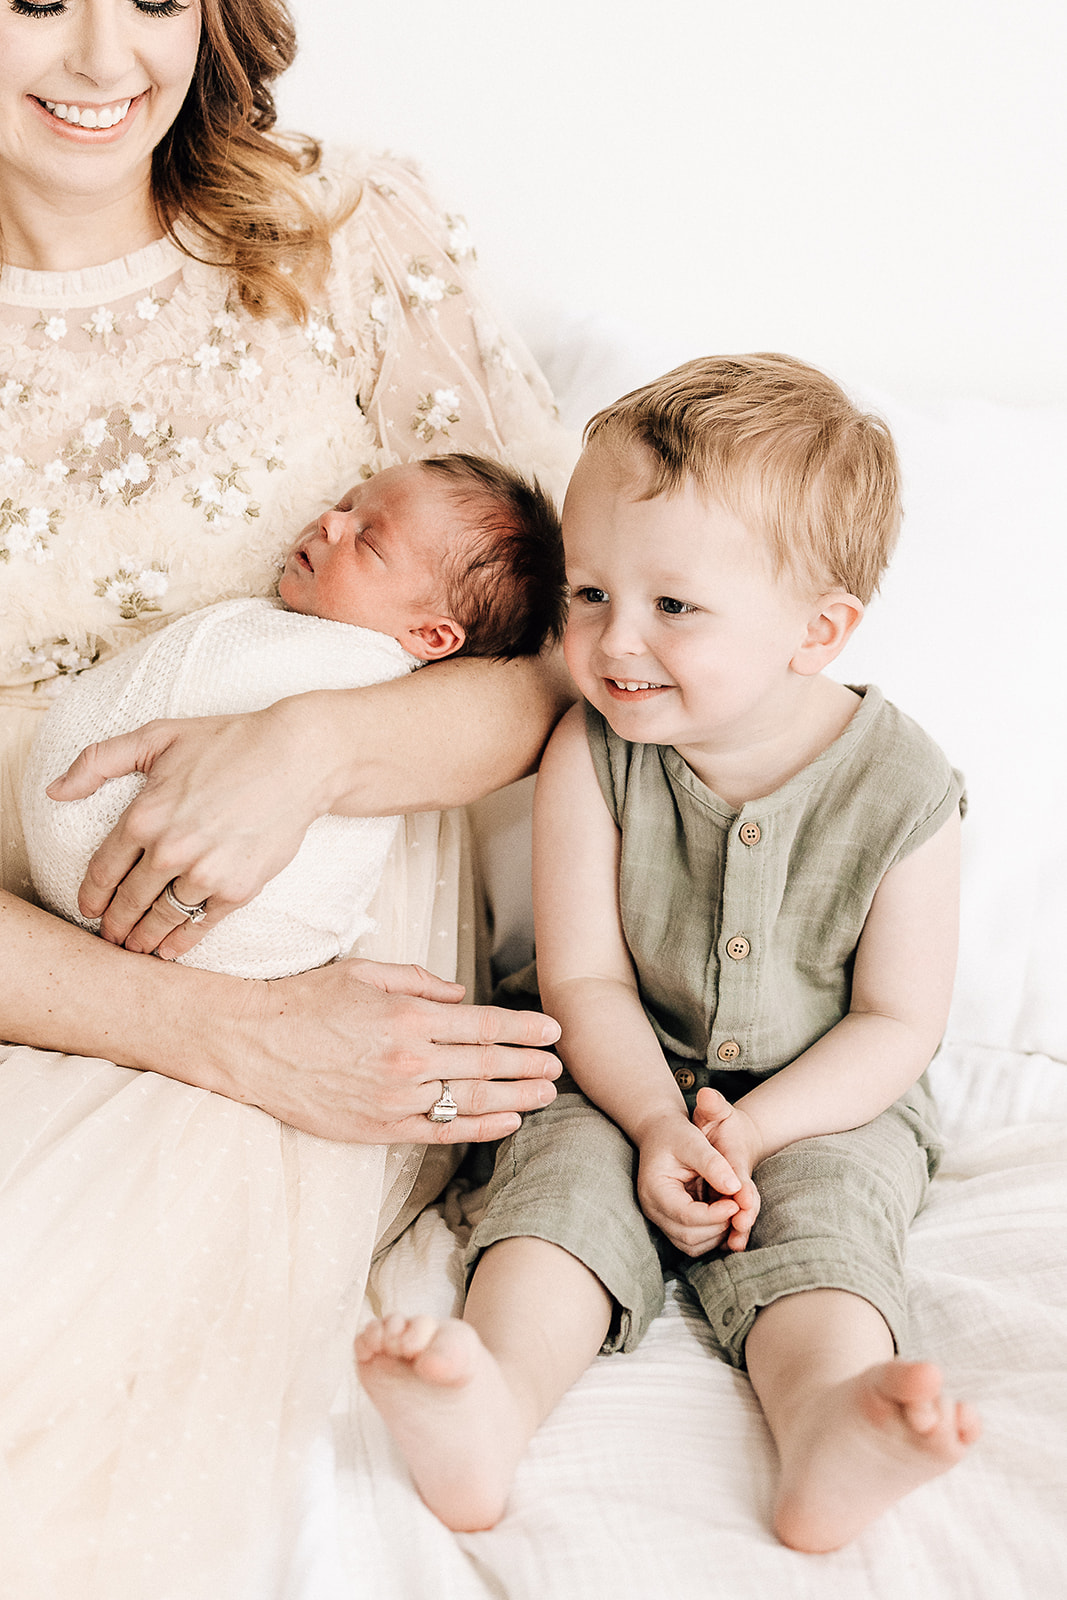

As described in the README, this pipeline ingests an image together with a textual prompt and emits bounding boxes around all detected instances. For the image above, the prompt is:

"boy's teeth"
[43,99,132,129]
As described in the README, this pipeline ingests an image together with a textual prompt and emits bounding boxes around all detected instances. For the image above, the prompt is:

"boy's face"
[279,464,463,657]
[561,441,820,765]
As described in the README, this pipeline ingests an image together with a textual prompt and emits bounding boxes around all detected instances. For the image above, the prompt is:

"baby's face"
[280,464,461,653]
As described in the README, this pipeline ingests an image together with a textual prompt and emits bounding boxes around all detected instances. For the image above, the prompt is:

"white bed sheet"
[315,1046,1067,1600]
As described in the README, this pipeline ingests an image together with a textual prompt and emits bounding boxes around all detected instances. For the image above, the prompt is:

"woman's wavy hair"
[152,0,349,323]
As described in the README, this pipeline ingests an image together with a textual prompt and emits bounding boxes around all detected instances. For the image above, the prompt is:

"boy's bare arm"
[534,707,740,1250]
[728,809,962,1169]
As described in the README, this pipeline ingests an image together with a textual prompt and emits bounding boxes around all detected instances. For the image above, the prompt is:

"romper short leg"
[463,1086,665,1353]
[681,1078,943,1370]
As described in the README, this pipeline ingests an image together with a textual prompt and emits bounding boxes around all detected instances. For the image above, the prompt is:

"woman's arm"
[50,645,576,957]
[0,887,561,1142]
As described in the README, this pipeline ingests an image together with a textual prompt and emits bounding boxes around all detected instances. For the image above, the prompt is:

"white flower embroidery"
[186,467,260,526]
[19,638,99,683]
[192,343,221,371]
[81,417,108,449]
[210,419,242,453]
[129,410,157,438]
[1,454,26,478]
[43,458,70,484]
[174,436,201,463]
[220,484,250,518]
[411,387,462,443]
[95,565,170,619]
[306,318,336,356]
[407,271,447,308]
[445,214,476,262]
[0,379,25,407]
[83,307,117,341]
[0,502,54,564]
[97,453,153,501]
[405,259,462,312]
[42,316,68,342]
[136,296,161,322]
[138,567,170,600]
[237,356,263,383]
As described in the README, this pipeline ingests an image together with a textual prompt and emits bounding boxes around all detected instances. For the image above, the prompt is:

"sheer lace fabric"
[0,149,574,1596]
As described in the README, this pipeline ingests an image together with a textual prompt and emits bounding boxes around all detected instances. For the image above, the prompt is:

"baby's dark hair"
[418,454,566,658]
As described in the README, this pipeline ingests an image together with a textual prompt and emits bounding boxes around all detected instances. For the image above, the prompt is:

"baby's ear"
[405,618,467,661]
[790,591,864,676]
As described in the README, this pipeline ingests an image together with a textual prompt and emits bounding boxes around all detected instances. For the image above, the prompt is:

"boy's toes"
[356,1313,441,1366]
[956,1400,982,1447]
[392,1313,441,1360]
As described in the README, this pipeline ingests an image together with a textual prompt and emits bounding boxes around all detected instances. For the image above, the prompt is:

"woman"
[0,1,572,1591]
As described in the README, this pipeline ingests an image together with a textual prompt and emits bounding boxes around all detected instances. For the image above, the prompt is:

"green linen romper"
[466,687,965,1368]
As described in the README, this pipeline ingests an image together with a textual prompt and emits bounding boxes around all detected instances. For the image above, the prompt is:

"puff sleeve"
[325,152,579,503]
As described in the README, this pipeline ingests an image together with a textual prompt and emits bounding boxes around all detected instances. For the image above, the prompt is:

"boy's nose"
[596,610,644,658]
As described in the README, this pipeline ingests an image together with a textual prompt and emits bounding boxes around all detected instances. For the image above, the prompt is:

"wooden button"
[674,1066,696,1090]
[725,935,751,961]
[739,821,761,846]
[716,1040,741,1063]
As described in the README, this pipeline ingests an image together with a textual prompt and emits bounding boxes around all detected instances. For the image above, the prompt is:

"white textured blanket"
[22,599,416,978]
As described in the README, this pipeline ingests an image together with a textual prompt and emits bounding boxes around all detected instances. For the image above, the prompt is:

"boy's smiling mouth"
[603,677,671,700]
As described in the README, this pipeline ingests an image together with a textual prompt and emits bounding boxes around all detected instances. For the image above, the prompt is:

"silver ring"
[426,1082,458,1124]
[163,880,209,924]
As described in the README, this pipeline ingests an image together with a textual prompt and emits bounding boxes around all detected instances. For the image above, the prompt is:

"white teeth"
[43,98,132,130]
[612,679,661,692]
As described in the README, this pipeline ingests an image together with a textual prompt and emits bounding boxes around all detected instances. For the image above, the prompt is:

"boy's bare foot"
[355,1314,530,1532]
[773,1360,981,1552]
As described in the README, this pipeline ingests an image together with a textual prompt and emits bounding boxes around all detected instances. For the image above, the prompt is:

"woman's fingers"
[51,707,319,941]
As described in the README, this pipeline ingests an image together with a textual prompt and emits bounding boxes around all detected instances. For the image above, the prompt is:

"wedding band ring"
[427,1082,459,1124]
[163,880,209,924]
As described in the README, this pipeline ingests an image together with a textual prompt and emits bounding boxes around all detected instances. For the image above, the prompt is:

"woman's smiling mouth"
[36,96,136,131]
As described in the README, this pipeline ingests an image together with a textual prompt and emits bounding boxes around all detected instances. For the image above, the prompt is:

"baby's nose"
[319,508,348,543]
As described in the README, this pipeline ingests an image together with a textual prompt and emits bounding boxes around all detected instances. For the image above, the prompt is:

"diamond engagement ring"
[163,880,209,924]
[427,1082,459,1123]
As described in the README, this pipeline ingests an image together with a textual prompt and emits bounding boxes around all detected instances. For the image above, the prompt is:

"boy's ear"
[404,617,467,661]
[790,591,864,676]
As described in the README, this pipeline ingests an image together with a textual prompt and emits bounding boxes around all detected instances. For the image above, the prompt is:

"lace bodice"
[0,149,574,702]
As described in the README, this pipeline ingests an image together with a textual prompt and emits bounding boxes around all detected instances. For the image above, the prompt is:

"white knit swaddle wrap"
[22,599,416,978]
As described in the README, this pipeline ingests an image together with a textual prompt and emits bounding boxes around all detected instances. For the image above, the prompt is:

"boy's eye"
[574,586,608,605]
[657,596,695,616]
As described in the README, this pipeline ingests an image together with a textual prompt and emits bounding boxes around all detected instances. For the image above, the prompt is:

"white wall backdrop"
[278,0,1064,408]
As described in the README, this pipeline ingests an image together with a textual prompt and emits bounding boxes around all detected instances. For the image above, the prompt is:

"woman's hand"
[226,957,563,1143]
[47,701,334,958]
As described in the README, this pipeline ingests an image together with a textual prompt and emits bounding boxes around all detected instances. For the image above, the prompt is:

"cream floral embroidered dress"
[0,153,574,1599]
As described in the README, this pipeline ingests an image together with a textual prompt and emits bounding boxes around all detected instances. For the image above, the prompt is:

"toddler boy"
[356,357,980,1551]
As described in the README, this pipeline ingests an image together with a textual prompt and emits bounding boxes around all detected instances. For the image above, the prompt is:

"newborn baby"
[23,454,564,979]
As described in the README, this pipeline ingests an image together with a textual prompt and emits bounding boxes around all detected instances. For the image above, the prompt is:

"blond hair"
[151,0,349,324]
[585,354,901,604]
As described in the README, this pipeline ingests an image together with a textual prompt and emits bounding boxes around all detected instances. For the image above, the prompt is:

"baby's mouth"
[38,96,134,130]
